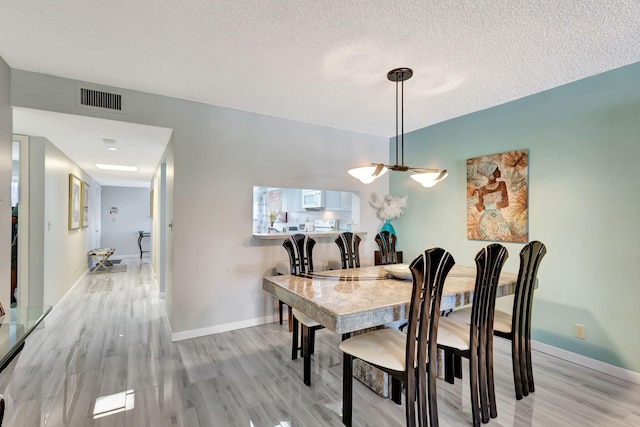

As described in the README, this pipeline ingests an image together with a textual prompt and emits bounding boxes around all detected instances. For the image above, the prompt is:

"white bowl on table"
[383,264,412,281]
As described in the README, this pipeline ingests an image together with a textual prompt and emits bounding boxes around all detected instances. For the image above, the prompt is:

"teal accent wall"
[392,62,640,373]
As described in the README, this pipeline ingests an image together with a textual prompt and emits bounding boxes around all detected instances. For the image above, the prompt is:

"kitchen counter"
[253,231,367,240]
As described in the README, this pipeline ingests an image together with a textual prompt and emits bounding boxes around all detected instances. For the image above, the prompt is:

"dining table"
[263,264,518,336]
[262,264,519,397]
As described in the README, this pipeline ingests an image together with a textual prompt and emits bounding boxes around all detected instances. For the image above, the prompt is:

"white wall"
[100,186,152,258]
[0,56,10,307]
[40,137,101,306]
[393,62,640,373]
[9,70,389,340]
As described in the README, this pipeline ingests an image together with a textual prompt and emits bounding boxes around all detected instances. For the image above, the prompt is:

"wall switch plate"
[574,323,586,340]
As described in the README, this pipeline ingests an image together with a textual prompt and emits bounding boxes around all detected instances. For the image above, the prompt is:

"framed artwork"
[68,174,82,230]
[81,182,90,228]
[466,149,529,242]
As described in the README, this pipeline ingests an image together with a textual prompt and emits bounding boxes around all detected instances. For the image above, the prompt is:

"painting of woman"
[466,149,528,242]
[474,161,510,240]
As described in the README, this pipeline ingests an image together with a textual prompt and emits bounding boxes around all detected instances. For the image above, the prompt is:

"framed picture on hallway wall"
[68,174,82,230]
[81,181,90,228]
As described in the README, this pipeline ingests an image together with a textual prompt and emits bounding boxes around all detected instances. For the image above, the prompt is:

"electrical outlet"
[574,323,586,340]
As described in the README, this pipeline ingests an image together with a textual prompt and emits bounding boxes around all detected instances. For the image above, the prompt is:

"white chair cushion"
[437,317,471,351]
[446,306,471,324]
[447,306,512,334]
[492,309,512,334]
[339,328,406,372]
[291,308,321,328]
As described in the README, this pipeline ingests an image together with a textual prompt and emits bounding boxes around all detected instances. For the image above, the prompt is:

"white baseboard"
[44,268,89,322]
[110,254,140,260]
[171,315,277,342]
[532,340,640,385]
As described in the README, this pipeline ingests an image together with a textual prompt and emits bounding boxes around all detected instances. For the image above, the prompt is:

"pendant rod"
[395,71,399,166]
[401,71,404,166]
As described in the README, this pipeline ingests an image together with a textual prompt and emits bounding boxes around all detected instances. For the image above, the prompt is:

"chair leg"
[487,334,497,419]
[511,334,524,400]
[278,300,284,325]
[524,336,535,394]
[469,350,481,427]
[342,353,353,427]
[443,351,455,384]
[477,344,490,424]
[427,362,439,427]
[454,354,463,379]
[291,317,299,360]
[288,307,293,332]
[309,327,316,355]
[391,377,402,405]
[405,373,416,427]
[302,324,312,386]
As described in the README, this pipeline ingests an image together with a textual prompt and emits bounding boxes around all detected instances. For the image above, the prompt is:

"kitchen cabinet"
[325,191,340,210]
[323,190,352,211]
[340,192,352,211]
[289,188,302,212]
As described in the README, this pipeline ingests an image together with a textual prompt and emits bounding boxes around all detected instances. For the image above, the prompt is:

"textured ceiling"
[2,0,640,186]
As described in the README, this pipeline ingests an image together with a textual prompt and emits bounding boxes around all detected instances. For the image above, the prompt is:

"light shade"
[348,165,389,184]
[347,68,447,188]
[410,170,448,187]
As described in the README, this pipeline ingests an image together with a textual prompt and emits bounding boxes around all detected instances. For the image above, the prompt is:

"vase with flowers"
[268,211,278,227]
[369,194,407,237]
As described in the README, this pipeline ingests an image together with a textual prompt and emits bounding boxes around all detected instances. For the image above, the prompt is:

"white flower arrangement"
[369,194,407,221]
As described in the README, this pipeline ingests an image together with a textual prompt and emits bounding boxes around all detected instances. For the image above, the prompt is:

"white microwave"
[302,189,325,209]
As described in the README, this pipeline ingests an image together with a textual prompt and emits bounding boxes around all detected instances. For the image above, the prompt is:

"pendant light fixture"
[348,67,448,187]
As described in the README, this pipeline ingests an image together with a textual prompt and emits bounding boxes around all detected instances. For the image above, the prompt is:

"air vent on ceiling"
[76,85,125,113]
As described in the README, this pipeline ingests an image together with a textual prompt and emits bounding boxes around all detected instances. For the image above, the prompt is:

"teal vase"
[380,219,396,236]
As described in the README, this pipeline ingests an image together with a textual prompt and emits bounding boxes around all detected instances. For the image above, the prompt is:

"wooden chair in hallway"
[437,244,508,427]
[334,232,361,269]
[448,241,547,400]
[282,234,324,386]
[340,247,455,427]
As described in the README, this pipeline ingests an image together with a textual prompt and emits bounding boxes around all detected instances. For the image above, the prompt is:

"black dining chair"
[334,232,361,269]
[374,231,399,265]
[340,247,455,427]
[282,234,324,386]
[436,243,508,426]
[448,241,547,400]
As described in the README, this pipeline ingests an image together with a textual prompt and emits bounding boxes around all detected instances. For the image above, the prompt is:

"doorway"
[11,134,30,307]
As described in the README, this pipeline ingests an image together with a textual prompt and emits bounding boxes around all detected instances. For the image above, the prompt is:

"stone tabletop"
[263,265,518,335]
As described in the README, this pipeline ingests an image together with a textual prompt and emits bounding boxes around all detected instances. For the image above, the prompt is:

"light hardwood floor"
[0,258,638,426]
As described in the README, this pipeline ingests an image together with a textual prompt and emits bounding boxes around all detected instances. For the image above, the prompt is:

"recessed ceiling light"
[96,164,137,172]
[103,138,116,144]
[107,147,118,151]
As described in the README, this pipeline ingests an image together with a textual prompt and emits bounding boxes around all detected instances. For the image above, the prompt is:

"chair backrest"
[405,248,455,426]
[282,234,316,275]
[470,243,509,343]
[374,231,398,265]
[513,241,547,340]
[334,232,361,269]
